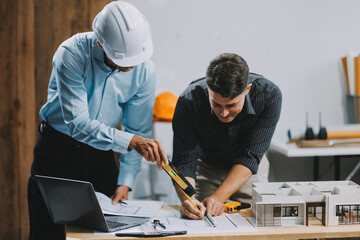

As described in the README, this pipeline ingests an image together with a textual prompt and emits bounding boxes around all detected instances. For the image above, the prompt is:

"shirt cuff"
[117,165,137,191]
[112,130,134,154]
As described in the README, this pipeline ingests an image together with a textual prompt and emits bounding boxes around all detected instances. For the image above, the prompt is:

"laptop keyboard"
[107,220,127,230]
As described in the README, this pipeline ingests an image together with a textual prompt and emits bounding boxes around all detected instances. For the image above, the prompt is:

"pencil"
[183,190,216,227]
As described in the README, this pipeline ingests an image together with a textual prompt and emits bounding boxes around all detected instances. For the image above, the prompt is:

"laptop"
[35,175,149,232]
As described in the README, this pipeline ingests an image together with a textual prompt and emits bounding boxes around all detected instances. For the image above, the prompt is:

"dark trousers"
[27,122,118,240]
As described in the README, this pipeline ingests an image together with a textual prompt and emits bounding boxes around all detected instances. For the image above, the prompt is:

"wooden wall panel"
[34,0,112,125]
[0,0,35,239]
[0,0,113,239]
[0,1,20,239]
[17,0,36,238]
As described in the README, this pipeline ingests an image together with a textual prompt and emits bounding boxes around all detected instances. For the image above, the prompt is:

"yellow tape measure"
[225,201,251,213]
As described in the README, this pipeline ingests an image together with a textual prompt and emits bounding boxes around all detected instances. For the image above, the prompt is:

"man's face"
[104,53,134,72]
[208,85,251,123]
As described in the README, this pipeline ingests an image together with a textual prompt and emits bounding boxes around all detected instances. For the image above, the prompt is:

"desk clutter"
[342,52,360,123]
[297,138,360,148]
[288,113,360,148]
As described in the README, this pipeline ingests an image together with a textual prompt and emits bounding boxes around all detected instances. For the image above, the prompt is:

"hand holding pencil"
[180,191,216,227]
[180,193,206,220]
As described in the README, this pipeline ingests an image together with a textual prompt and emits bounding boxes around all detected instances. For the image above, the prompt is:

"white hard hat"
[92,1,153,67]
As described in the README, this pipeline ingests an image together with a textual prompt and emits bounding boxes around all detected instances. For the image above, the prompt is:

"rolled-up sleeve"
[233,86,282,174]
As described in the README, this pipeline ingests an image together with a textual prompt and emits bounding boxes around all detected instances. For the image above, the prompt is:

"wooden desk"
[67,208,360,240]
[269,140,360,181]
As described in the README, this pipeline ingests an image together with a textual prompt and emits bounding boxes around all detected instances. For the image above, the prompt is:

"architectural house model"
[251,181,360,227]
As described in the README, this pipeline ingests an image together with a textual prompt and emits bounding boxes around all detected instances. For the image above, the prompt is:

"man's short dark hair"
[206,53,249,99]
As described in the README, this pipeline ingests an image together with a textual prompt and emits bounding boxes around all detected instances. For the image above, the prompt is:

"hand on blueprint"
[111,185,130,205]
[180,198,206,220]
[202,196,225,216]
[129,135,169,170]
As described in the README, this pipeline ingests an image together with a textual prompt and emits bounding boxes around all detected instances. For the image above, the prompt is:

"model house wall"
[252,181,360,227]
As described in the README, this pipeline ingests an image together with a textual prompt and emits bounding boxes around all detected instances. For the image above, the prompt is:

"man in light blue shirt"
[27,2,167,239]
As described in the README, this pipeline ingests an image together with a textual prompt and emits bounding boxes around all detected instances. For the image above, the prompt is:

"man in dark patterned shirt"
[172,53,282,219]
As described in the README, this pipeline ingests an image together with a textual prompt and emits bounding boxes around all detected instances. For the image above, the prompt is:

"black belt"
[39,121,86,148]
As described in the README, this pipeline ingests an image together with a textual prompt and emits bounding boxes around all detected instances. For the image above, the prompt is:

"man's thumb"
[112,195,120,205]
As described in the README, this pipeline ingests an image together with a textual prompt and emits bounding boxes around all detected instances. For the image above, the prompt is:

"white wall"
[130,0,360,185]
[133,0,360,135]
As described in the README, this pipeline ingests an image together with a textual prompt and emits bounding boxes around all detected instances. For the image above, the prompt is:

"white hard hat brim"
[107,43,153,67]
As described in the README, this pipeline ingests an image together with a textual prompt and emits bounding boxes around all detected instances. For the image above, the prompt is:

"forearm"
[210,164,252,203]
[174,177,196,203]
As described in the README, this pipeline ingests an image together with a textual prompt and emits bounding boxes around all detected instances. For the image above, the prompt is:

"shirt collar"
[92,35,114,72]
[93,37,104,62]
[243,94,256,115]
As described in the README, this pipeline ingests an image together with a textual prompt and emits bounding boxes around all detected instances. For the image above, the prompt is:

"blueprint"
[153,209,257,234]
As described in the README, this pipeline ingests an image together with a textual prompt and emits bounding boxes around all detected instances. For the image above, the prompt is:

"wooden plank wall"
[35,0,111,125]
[0,0,35,239]
[0,1,111,239]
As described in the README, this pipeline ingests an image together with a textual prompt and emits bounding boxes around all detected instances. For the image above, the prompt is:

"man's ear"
[245,84,252,95]
[97,41,104,50]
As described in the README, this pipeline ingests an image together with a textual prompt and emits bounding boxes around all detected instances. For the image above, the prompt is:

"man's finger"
[205,202,214,216]
[111,195,121,205]
[185,210,203,220]
[153,142,161,168]
[157,141,169,165]
[183,204,203,220]
[146,145,155,162]
[184,200,203,217]
[199,204,207,216]
[213,205,221,216]
[155,146,165,170]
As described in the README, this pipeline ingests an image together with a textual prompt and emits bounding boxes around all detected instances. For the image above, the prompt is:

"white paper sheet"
[95,192,164,217]
[157,210,257,234]
[95,208,257,235]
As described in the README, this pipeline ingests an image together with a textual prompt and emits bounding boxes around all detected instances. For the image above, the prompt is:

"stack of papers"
[95,192,164,217]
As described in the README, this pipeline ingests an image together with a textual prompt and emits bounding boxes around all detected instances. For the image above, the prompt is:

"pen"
[119,200,128,205]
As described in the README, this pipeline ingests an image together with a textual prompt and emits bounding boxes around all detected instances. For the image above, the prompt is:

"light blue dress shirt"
[40,32,156,189]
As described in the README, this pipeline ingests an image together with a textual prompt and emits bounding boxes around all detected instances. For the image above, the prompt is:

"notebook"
[35,175,149,232]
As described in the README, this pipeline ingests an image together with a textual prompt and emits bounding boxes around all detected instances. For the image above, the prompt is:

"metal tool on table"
[115,220,187,238]
[162,161,216,227]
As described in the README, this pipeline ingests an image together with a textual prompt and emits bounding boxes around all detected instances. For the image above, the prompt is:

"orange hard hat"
[153,92,178,122]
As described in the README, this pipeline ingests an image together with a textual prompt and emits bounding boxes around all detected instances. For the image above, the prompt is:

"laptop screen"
[34,175,148,232]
